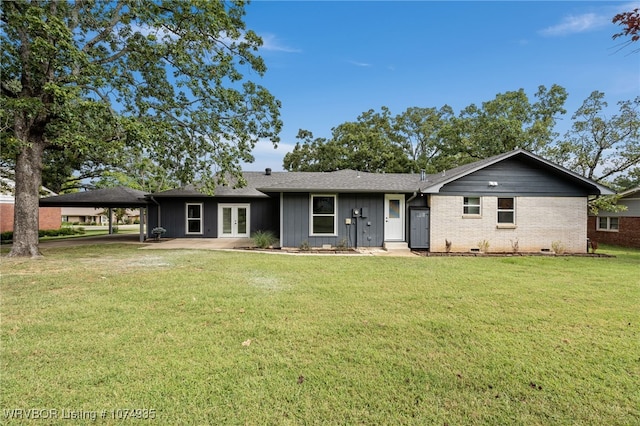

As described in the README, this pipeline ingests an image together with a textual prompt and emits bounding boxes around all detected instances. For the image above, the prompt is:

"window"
[597,217,619,231]
[463,197,481,215]
[497,197,515,224]
[186,203,203,234]
[388,199,401,219]
[310,195,336,235]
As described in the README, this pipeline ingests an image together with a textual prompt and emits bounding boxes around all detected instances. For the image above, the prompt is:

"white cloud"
[539,12,609,37]
[540,2,640,37]
[259,34,301,53]
[349,60,372,67]
[129,22,177,41]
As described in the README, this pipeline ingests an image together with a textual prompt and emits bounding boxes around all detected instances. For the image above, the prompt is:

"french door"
[218,204,250,238]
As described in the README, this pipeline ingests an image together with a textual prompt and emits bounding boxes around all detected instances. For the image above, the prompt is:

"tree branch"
[90,47,129,66]
[82,0,125,53]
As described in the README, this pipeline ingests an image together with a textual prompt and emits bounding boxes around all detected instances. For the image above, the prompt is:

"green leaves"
[283,87,568,174]
[3,0,282,254]
[3,0,282,184]
[443,85,568,162]
[544,91,640,186]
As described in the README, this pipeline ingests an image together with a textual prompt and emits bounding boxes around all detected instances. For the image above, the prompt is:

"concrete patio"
[35,234,416,256]
[141,237,253,250]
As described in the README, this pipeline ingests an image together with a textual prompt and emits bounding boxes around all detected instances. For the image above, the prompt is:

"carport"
[39,186,149,242]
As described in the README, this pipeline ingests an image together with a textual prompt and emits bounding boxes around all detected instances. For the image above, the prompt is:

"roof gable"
[419,149,613,196]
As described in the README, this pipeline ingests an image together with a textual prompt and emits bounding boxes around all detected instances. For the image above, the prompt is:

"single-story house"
[61,207,141,225]
[61,207,108,225]
[588,186,640,248]
[146,149,612,253]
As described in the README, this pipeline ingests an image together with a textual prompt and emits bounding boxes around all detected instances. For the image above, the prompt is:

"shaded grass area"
[1,245,639,424]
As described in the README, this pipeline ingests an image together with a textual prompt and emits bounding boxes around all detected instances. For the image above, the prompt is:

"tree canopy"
[613,7,640,53]
[284,85,568,174]
[544,91,640,188]
[1,0,282,257]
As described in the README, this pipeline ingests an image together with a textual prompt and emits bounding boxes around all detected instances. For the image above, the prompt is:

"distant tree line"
[283,87,640,193]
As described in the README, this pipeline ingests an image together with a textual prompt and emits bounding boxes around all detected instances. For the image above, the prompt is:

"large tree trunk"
[9,140,45,258]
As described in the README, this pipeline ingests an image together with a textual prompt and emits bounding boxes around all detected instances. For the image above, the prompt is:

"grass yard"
[1,244,639,424]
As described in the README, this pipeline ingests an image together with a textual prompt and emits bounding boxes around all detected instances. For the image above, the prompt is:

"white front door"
[384,194,405,241]
[218,204,250,238]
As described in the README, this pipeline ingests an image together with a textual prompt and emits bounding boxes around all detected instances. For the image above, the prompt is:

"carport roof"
[39,186,148,208]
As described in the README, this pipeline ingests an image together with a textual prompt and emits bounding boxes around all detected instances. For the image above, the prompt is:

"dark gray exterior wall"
[281,192,384,248]
[147,197,278,238]
[280,192,426,248]
[439,158,591,196]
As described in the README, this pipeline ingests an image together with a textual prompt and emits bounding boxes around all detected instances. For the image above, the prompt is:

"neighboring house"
[62,207,108,225]
[61,207,140,225]
[0,174,61,233]
[146,149,612,253]
[588,186,640,249]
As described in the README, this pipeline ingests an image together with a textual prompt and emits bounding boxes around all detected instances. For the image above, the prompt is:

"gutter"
[148,196,161,231]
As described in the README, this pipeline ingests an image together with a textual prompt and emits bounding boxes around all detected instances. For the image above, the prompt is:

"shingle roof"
[150,170,424,197]
[255,169,422,193]
[147,149,613,198]
[39,186,148,207]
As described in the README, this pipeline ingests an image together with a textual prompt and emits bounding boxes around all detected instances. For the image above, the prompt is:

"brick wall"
[0,202,61,233]
[0,203,13,233]
[429,196,588,253]
[39,207,62,230]
[587,216,640,249]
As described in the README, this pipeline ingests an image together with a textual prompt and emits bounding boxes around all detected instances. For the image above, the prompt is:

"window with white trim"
[186,203,203,234]
[463,197,481,215]
[497,197,515,224]
[597,217,619,231]
[310,195,336,235]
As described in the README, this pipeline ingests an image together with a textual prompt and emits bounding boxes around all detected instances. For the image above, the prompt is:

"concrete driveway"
[38,233,143,248]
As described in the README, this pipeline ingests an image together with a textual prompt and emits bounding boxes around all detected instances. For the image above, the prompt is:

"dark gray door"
[410,208,430,249]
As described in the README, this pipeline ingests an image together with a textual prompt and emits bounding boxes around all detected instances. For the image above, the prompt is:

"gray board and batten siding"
[437,157,593,196]
[147,197,278,239]
[281,192,385,248]
[280,192,428,248]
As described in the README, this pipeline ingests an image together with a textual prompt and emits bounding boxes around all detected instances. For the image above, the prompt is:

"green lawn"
[1,245,639,424]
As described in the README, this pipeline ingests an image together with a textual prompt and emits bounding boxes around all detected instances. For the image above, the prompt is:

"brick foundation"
[588,216,640,249]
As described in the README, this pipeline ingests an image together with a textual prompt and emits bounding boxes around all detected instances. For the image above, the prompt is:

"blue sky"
[240,1,640,172]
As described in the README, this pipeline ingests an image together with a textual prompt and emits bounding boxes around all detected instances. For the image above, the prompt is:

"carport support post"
[139,208,145,242]
[108,208,113,235]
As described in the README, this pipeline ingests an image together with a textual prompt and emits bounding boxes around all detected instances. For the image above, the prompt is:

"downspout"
[148,196,161,238]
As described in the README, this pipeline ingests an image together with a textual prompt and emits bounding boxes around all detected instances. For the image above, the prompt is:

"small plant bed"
[244,246,359,254]
[414,250,614,258]
[282,247,359,254]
